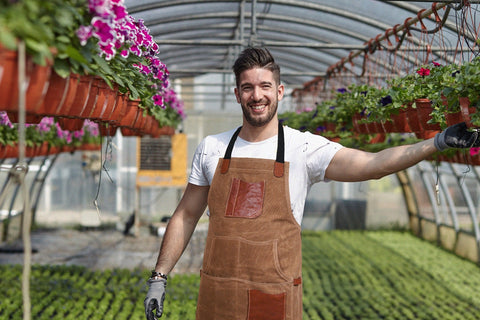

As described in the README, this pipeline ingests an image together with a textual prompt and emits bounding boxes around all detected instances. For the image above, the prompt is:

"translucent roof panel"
[125,0,474,89]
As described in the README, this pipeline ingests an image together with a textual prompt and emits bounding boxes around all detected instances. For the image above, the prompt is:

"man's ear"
[234,87,241,103]
[277,83,285,101]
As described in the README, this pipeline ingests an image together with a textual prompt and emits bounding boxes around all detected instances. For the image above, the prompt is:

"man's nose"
[251,87,262,101]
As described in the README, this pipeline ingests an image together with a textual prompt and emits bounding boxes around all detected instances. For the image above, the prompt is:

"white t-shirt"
[188,125,343,225]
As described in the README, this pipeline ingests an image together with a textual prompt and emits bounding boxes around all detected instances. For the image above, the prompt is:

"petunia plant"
[0,0,185,130]
[0,112,102,150]
[75,0,185,128]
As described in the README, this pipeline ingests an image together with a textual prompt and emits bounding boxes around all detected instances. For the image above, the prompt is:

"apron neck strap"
[221,123,285,177]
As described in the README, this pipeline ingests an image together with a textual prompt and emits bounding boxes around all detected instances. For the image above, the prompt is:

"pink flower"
[416,68,430,76]
[112,3,128,21]
[92,17,116,45]
[99,42,116,61]
[470,147,480,156]
[153,94,165,108]
[432,61,441,67]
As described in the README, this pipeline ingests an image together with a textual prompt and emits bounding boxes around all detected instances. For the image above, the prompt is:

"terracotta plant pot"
[445,111,463,127]
[41,73,79,117]
[99,123,118,137]
[391,109,410,132]
[121,127,142,137]
[67,75,94,118]
[405,103,422,133]
[352,113,369,134]
[119,99,142,128]
[0,45,52,117]
[415,130,439,140]
[415,98,441,131]
[57,118,85,131]
[459,96,477,128]
[108,93,128,125]
[381,119,395,133]
[78,76,100,118]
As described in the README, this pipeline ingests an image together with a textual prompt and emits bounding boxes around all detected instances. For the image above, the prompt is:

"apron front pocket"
[225,177,265,218]
[204,236,289,282]
[197,271,294,320]
[247,289,286,320]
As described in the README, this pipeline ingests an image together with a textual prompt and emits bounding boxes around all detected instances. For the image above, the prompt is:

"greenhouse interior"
[1,0,480,319]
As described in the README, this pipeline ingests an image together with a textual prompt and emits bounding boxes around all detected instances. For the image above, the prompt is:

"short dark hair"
[232,47,281,87]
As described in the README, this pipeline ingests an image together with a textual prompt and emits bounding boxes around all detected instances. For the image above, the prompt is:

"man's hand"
[434,122,480,151]
[144,278,167,320]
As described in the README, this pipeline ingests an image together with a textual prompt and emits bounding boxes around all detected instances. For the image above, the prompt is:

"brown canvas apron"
[196,123,303,320]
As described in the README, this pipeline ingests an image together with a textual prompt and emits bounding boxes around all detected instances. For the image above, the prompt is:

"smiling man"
[144,47,480,320]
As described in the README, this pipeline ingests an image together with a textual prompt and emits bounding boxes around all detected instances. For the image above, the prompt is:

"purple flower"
[0,112,13,128]
[76,25,93,46]
[337,88,347,94]
[380,95,393,106]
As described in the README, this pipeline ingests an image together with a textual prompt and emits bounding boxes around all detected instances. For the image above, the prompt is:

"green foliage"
[279,59,480,140]
[1,231,480,319]
[302,231,480,320]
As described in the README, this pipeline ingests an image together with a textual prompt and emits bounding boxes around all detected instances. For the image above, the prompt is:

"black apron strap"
[220,126,242,174]
[274,122,285,177]
[221,123,285,177]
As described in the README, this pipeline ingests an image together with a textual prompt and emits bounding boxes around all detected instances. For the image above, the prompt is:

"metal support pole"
[250,0,257,46]
[30,154,59,225]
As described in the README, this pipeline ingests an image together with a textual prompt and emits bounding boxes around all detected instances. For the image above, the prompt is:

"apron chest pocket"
[225,177,265,218]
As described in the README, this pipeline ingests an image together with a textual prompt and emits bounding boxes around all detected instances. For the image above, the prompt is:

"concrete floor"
[0,216,207,274]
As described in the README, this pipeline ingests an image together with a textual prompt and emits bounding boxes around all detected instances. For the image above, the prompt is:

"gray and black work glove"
[434,122,480,151]
[144,278,167,320]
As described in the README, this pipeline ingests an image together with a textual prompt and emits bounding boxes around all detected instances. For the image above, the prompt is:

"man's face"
[234,68,284,127]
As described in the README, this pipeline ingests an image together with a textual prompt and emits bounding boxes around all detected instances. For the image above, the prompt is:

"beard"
[241,99,278,127]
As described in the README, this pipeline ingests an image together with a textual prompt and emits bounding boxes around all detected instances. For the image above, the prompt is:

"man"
[144,47,479,320]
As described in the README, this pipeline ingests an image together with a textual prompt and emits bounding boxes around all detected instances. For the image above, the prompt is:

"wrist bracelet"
[151,270,168,280]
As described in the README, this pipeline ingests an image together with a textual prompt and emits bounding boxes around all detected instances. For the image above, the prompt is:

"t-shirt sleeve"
[305,132,343,183]
[188,138,210,186]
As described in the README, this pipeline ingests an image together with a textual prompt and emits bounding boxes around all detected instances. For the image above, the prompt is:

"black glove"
[144,278,167,320]
[434,122,480,151]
